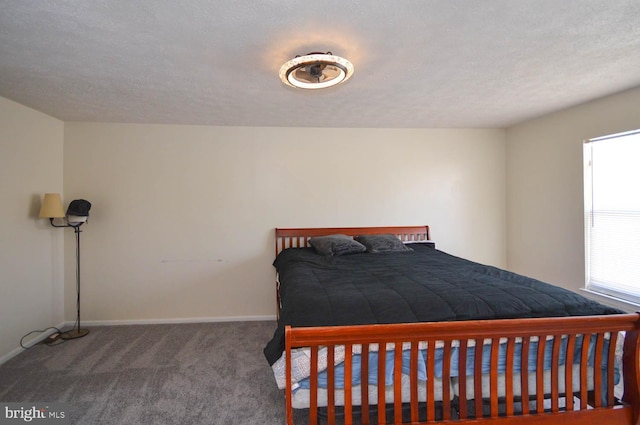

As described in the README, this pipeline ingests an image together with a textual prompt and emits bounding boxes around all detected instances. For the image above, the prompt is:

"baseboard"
[0,316,276,365]
[0,322,66,366]
[73,314,277,327]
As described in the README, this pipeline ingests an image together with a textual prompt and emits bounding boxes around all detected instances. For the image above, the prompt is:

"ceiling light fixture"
[279,52,354,90]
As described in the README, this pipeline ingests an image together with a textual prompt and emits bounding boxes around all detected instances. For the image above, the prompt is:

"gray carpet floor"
[0,321,303,425]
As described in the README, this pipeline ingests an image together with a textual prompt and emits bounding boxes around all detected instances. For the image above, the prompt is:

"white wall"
[0,97,64,362]
[64,124,506,322]
[4,82,637,360]
[506,86,640,310]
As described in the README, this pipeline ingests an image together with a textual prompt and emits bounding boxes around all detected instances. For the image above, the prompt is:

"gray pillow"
[308,234,367,256]
[355,234,413,253]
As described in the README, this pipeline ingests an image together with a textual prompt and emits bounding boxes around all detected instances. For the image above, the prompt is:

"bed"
[265,226,640,425]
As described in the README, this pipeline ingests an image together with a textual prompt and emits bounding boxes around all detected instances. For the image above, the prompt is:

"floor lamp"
[39,193,92,340]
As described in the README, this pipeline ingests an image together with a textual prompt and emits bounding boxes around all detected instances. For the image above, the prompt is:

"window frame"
[583,128,640,307]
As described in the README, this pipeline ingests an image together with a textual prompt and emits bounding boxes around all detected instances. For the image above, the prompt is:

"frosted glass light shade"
[39,193,66,218]
[279,52,354,89]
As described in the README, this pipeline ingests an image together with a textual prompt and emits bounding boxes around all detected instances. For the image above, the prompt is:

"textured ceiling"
[1,0,640,128]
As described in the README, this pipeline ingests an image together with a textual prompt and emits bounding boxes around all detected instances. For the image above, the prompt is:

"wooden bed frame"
[274,226,640,425]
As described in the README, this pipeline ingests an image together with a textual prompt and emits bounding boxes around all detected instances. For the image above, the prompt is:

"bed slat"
[580,334,590,410]
[458,339,468,419]
[594,333,604,408]
[310,346,318,425]
[536,335,546,414]
[427,339,436,422]
[505,337,515,416]
[550,336,561,413]
[520,337,530,415]
[442,340,452,420]
[327,346,336,425]
[344,343,353,425]
[565,334,576,411]
[378,341,386,425]
[489,337,499,417]
[394,342,402,424]
[410,342,419,423]
[607,332,618,407]
[474,339,483,417]
[361,344,370,425]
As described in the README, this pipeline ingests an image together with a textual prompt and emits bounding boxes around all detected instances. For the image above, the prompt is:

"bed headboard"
[275,225,430,255]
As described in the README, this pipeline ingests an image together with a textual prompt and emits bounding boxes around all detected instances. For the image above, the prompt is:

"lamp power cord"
[20,327,66,349]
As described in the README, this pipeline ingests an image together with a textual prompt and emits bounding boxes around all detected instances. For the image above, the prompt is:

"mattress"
[291,366,596,409]
[292,374,451,409]
[452,364,595,399]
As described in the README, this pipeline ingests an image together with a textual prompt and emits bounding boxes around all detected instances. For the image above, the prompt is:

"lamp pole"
[60,222,89,339]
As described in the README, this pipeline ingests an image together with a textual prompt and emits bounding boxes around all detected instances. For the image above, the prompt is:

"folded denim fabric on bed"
[355,234,413,253]
[308,234,367,256]
[291,335,618,391]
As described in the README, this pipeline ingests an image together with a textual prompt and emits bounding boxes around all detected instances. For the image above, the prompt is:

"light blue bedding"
[297,335,618,390]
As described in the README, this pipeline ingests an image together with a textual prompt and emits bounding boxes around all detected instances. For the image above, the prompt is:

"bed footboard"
[284,313,640,425]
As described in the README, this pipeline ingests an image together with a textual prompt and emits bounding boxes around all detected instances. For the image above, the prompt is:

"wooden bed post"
[285,326,294,425]
[623,328,640,425]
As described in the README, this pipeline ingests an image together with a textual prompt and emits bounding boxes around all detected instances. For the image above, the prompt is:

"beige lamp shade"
[39,193,66,218]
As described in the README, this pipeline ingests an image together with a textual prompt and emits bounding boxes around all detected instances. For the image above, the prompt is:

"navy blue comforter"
[263,244,622,365]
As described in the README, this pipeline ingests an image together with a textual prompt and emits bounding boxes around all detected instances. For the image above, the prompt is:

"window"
[584,129,640,305]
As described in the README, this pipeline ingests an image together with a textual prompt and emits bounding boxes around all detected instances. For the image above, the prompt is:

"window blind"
[585,129,640,305]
